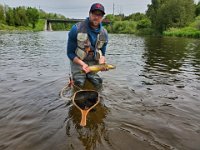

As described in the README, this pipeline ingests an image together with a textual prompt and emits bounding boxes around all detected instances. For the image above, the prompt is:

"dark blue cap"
[90,3,105,15]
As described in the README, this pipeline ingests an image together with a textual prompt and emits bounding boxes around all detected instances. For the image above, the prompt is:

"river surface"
[0,31,200,150]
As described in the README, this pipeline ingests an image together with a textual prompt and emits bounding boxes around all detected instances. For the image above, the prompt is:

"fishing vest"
[75,20,107,60]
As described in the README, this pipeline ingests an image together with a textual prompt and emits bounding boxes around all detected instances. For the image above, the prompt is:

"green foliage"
[104,14,123,22]
[14,6,29,26]
[104,13,151,34]
[33,19,45,31]
[1,2,199,37]
[0,4,5,24]
[112,21,137,34]
[146,0,163,29]
[196,2,200,16]
[190,16,200,29]
[52,23,66,31]
[0,23,15,30]
[123,13,147,21]
[164,27,200,38]
[0,23,31,31]
[5,7,15,26]
[196,16,200,29]
[48,13,68,30]
[136,18,151,29]
[164,15,200,38]
[38,9,48,19]
[147,0,195,33]
[0,3,67,31]
[65,23,73,31]
[26,7,39,28]
[136,28,156,35]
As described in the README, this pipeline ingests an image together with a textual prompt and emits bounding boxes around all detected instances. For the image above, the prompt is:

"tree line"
[146,0,200,33]
[1,1,200,36]
[0,4,66,29]
[104,0,200,37]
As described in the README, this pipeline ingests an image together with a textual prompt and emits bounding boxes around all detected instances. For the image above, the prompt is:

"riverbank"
[163,16,200,38]
[1,19,200,39]
[105,20,200,38]
[163,27,200,38]
[0,19,45,32]
[104,15,200,38]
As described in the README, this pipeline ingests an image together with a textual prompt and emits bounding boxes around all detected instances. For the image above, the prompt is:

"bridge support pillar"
[45,20,53,31]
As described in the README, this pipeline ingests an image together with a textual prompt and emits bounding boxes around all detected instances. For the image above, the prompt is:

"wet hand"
[82,63,90,73]
[99,56,106,64]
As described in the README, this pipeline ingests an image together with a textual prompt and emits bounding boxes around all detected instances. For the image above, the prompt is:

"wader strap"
[94,34,100,58]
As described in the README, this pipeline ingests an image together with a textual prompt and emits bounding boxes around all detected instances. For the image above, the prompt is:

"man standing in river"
[67,3,108,89]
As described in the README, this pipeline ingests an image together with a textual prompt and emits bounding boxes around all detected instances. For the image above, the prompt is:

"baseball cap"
[90,3,105,15]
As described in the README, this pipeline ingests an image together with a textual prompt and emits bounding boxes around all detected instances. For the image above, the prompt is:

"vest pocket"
[97,40,106,49]
[95,50,102,60]
[77,33,88,49]
[75,48,87,60]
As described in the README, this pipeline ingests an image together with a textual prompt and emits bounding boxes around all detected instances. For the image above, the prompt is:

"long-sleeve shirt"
[67,18,108,61]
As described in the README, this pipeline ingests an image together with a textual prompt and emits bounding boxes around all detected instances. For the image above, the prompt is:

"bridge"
[45,19,111,31]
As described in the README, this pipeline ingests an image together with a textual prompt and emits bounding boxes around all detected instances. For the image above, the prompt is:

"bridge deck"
[47,19,111,24]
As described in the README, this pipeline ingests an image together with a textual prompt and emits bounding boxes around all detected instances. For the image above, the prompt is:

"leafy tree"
[123,13,147,21]
[146,0,164,28]
[0,4,5,24]
[38,9,48,19]
[5,7,15,26]
[112,21,136,34]
[104,14,123,22]
[146,0,195,33]
[196,2,200,16]
[104,14,115,22]
[14,7,29,26]
[26,7,39,28]
[0,3,68,30]
[136,18,151,29]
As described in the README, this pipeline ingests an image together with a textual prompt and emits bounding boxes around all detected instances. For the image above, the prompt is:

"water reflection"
[143,37,189,73]
[141,37,200,85]
[1,32,200,150]
[65,102,108,150]
[190,41,200,77]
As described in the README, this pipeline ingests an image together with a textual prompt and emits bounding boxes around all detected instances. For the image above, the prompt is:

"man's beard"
[90,19,99,28]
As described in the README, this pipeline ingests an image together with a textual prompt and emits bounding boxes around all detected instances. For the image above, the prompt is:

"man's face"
[89,10,104,27]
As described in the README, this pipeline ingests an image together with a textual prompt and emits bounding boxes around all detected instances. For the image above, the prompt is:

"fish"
[81,63,116,73]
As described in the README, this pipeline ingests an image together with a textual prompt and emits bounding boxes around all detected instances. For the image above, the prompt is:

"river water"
[0,31,200,150]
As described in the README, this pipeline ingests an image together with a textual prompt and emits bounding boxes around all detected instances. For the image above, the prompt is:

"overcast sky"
[0,0,199,19]
[0,0,152,18]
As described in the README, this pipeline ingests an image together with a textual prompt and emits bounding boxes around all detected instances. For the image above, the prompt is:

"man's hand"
[99,56,106,64]
[81,63,90,73]
[98,56,108,71]
[73,57,91,73]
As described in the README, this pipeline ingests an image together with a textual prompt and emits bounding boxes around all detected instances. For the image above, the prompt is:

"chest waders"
[70,20,107,89]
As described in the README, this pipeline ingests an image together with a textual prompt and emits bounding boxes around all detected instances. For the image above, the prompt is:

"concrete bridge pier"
[44,20,53,31]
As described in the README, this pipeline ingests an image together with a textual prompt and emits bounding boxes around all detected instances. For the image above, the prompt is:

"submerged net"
[73,91,99,110]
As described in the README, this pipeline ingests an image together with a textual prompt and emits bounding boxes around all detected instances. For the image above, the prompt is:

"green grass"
[164,16,200,38]
[0,23,33,31]
[0,23,16,31]
[33,19,45,31]
[164,27,200,38]
[0,19,45,32]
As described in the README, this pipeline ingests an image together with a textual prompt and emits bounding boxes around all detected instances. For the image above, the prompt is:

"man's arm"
[67,25,78,61]
[67,25,90,73]
[99,31,108,64]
